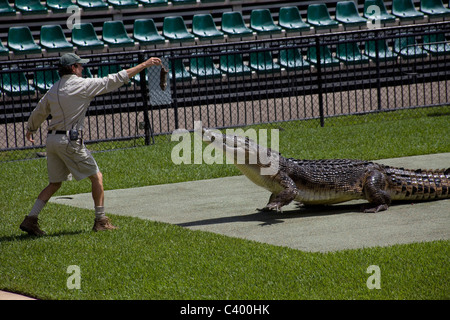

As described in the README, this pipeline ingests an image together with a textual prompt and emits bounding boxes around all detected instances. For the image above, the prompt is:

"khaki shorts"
[46,133,99,183]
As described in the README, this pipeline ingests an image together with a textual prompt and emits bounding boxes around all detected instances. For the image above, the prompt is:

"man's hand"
[126,57,162,79]
[143,57,162,68]
[26,130,35,143]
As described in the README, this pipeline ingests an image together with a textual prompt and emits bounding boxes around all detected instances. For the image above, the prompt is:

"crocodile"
[201,128,450,213]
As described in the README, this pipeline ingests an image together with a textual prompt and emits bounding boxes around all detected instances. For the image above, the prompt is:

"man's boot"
[20,216,46,236]
[93,216,118,231]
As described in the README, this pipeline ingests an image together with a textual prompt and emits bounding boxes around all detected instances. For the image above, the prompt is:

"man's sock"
[28,199,46,218]
[95,206,106,220]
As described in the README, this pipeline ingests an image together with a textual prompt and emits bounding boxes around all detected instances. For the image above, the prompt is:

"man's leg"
[37,182,63,202]
[20,182,62,235]
[90,171,117,231]
[89,171,104,209]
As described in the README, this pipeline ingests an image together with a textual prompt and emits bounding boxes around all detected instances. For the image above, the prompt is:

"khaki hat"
[59,53,90,66]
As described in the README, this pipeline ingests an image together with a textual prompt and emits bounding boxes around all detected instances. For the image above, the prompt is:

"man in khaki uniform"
[20,53,161,235]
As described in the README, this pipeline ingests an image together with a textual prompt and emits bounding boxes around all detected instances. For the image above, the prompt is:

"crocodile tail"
[385,166,450,201]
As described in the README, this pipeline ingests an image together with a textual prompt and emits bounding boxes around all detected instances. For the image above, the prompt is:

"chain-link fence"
[161,21,450,132]
[1,21,449,161]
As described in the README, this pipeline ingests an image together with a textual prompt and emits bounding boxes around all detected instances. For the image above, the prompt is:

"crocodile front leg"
[257,172,299,212]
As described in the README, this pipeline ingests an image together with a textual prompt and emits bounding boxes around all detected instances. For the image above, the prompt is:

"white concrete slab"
[50,153,450,252]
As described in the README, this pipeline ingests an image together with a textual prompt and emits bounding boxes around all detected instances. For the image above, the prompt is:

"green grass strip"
[1,106,449,299]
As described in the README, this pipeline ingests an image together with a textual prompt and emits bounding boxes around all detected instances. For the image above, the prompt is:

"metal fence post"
[138,52,154,145]
[169,55,179,130]
[374,29,382,111]
[315,36,325,127]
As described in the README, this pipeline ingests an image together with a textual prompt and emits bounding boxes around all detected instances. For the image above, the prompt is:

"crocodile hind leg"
[362,170,392,213]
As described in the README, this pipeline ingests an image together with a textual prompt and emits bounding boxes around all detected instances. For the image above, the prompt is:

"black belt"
[48,130,68,134]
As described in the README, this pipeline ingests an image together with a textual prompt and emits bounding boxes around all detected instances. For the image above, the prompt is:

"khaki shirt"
[27,69,129,133]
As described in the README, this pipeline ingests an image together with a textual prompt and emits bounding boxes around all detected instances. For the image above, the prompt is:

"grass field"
[0,107,449,300]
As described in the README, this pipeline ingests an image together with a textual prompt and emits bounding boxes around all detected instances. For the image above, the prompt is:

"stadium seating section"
[0,0,449,97]
[1,0,448,59]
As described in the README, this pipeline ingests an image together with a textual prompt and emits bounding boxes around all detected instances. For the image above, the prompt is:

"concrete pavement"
[50,153,450,253]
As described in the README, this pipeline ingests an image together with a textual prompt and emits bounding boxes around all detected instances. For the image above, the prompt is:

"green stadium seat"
[221,12,253,38]
[364,39,398,61]
[8,26,42,55]
[40,25,74,53]
[363,0,396,24]
[192,14,224,40]
[107,0,139,9]
[392,0,425,20]
[0,0,16,16]
[0,70,35,96]
[250,9,282,35]
[336,1,367,27]
[307,4,339,29]
[171,0,196,4]
[279,47,310,70]
[336,42,370,64]
[219,51,252,76]
[0,39,9,56]
[167,58,192,81]
[249,48,281,73]
[72,23,105,50]
[133,19,165,45]
[420,0,450,17]
[47,0,78,13]
[162,16,195,43]
[278,6,311,32]
[34,67,60,94]
[102,21,135,48]
[76,0,109,10]
[306,45,340,67]
[15,0,47,14]
[423,31,450,56]
[137,0,168,6]
[393,34,428,59]
[189,54,222,79]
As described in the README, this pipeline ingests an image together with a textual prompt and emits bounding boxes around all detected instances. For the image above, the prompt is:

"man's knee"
[89,171,103,182]
[89,171,103,188]
[50,182,62,190]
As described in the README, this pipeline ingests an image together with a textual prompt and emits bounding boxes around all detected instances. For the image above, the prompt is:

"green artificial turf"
[0,106,449,300]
